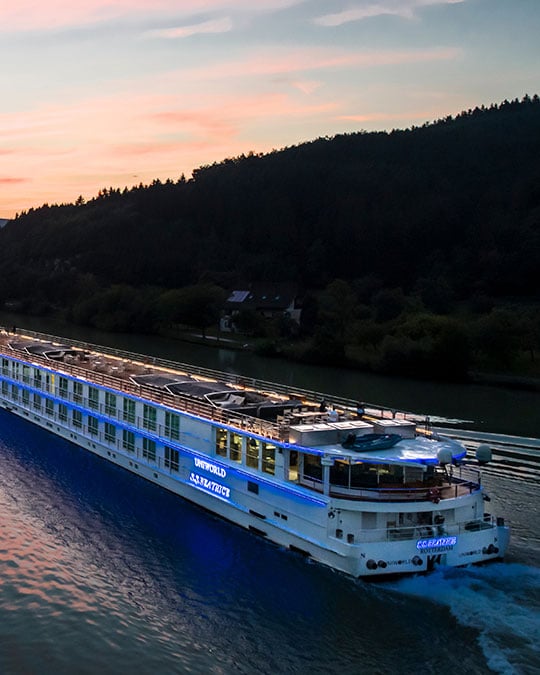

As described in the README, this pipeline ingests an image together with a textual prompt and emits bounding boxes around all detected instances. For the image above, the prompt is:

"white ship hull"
[0,329,510,578]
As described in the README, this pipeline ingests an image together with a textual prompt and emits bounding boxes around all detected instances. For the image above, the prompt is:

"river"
[0,312,539,674]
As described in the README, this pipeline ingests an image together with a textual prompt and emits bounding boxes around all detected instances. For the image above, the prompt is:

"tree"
[158,284,227,338]
[372,288,407,322]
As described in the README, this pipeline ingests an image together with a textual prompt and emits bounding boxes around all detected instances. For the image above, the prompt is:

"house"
[220,283,302,333]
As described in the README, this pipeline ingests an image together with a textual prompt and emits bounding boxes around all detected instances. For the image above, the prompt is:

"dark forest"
[1,96,539,381]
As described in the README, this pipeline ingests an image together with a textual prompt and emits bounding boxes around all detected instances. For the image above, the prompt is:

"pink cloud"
[146,17,233,39]
[181,46,462,82]
[0,1,302,31]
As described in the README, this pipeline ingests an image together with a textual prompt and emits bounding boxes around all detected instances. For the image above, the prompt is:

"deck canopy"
[307,436,467,468]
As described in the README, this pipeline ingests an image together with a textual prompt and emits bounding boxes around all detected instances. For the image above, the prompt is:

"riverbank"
[3,310,540,394]
[469,371,540,391]
[2,310,539,437]
[174,328,540,393]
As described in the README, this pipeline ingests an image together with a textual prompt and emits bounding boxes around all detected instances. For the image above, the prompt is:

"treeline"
[0,96,539,380]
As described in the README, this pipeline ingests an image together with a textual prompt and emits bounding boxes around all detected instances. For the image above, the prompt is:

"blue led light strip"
[0,367,328,507]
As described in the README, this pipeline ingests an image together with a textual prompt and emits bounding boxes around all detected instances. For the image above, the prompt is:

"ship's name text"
[193,457,227,478]
[189,472,231,499]
[416,536,457,550]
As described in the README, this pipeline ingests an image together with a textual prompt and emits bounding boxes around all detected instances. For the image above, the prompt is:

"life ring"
[428,487,441,504]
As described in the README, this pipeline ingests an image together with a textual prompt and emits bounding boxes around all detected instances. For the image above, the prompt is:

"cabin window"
[34,368,42,388]
[22,365,31,384]
[22,389,30,405]
[73,381,83,404]
[88,387,99,410]
[72,409,82,428]
[88,415,99,436]
[12,362,20,379]
[379,464,404,487]
[59,404,68,422]
[58,377,68,399]
[229,432,242,463]
[403,465,424,485]
[1,358,8,374]
[104,423,116,443]
[165,446,179,472]
[33,393,41,410]
[143,404,157,431]
[304,454,323,482]
[350,463,377,488]
[288,450,299,481]
[123,398,136,424]
[122,430,135,452]
[165,412,180,440]
[1,381,8,397]
[11,384,19,401]
[143,438,156,462]
[246,438,260,469]
[330,460,351,487]
[261,442,276,476]
[105,392,117,417]
[45,398,54,416]
[216,428,227,457]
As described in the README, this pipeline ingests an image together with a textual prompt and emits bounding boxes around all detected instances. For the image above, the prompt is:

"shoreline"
[171,329,540,392]
[2,312,540,394]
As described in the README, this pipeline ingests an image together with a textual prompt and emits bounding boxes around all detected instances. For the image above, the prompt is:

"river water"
[0,314,539,674]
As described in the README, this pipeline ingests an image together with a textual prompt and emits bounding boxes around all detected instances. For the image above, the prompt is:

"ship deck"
[0,329,289,441]
[0,328,480,503]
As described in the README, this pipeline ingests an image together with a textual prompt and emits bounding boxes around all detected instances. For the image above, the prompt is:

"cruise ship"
[0,328,509,577]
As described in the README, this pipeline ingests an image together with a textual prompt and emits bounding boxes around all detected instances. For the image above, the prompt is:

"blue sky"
[1,0,539,217]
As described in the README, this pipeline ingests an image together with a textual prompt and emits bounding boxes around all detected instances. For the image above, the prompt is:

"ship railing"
[299,474,481,501]
[354,516,499,544]
[0,327,426,427]
[0,340,285,442]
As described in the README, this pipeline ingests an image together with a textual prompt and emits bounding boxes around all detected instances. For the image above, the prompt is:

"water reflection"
[0,411,495,674]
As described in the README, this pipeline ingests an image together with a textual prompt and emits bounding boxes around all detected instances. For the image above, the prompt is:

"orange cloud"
[0,86,337,216]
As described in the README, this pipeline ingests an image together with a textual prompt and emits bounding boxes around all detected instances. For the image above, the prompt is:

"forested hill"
[0,92,539,382]
[1,96,539,305]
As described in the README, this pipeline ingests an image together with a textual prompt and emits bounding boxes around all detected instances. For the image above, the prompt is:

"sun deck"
[0,329,289,441]
[0,328,400,445]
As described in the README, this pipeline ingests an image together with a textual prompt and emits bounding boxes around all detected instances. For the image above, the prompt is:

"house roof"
[225,283,299,311]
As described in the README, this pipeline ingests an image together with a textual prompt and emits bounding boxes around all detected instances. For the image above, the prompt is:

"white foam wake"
[386,563,540,674]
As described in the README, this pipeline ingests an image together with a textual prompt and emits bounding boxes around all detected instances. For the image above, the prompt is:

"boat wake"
[385,563,540,675]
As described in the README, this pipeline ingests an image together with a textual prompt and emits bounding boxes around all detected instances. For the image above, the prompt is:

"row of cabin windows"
[215,428,277,476]
[303,455,408,488]
[2,377,276,479]
[4,366,182,440]
[3,377,278,480]
[5,382,181,473]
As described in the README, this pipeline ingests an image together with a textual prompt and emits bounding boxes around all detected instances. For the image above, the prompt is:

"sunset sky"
[1,0,539,218]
